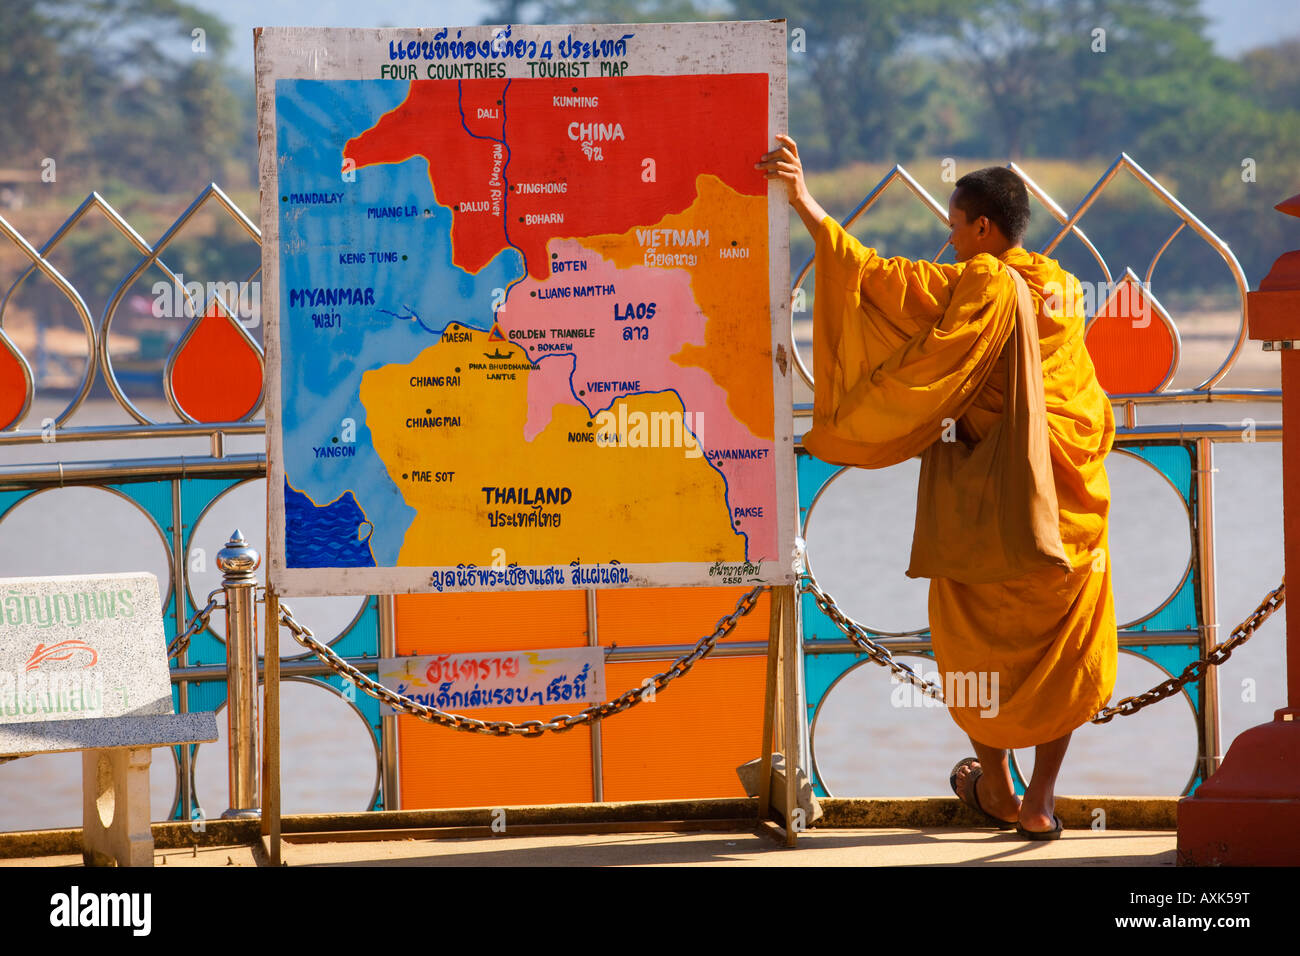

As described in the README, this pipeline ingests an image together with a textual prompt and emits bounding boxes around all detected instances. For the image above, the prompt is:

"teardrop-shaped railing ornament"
[165,300,264,423]
[101,183,262,425]
[1043,153,1250,391]
[0,207,98,429]
[789,162,1113,393]
[0,328,33,431]
[1084,267,1181,394]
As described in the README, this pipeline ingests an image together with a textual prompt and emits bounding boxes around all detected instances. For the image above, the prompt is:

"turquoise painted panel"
[1122,443,1192,502]
[177,477,246,667]
[1122,643,1201,714]
[0,489,36,521]
[180,477,250,540]
[795,450,910,644]
[804,650,852,797]
[796,450,842,516]
[108,480,172,535]
[186,679,229,715]
[1115,443,1199,633]
[1123,442,1190,502]
[331,595,380,658]
[108,481,176,655]
[1128,575,1199,634]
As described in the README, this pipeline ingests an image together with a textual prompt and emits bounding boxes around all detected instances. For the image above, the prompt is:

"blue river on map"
[276,79,525,566]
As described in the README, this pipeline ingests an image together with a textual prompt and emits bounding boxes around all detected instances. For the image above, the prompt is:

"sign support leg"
[261,585,282,866]
[779,583,800,847]
[756,587,778,826]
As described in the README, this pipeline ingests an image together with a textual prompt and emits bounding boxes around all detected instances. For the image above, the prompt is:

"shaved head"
[952,167,1030,245]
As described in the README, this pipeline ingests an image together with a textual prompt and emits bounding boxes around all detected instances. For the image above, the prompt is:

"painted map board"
[256,21,794,596]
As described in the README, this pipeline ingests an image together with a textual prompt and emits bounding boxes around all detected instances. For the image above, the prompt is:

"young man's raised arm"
[758,134,960,333]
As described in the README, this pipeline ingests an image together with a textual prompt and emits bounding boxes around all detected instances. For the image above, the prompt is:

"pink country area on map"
[498,237,778,561]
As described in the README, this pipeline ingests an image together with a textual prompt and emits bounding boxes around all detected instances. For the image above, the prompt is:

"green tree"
[1240,39,1300,114]
[0,3,86,168]
[0,0,241,193]
[935,0,1219,159]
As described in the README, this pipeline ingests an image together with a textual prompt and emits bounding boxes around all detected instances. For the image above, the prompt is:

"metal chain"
[797,573,948,702]
[798,548,1285,721]
[276,585,767,737]
[1089,576,1286,723]
[794,536,947,701]
[167,589,223,661]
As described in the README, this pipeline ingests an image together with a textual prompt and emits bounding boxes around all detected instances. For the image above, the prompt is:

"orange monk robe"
[803,214,1118,749]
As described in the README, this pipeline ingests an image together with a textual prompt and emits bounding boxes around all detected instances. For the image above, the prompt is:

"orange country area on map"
[575,174,774,442]
[359,331,745,568]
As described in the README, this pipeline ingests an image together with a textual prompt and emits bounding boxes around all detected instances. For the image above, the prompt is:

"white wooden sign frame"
[256,20,795,596]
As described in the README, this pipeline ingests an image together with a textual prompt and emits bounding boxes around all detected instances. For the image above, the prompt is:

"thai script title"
[387,25,634,63]
[429,561,630,592]
[1,588,136,630]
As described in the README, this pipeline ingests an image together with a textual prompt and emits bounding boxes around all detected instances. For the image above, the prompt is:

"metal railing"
[0,152,1283,816]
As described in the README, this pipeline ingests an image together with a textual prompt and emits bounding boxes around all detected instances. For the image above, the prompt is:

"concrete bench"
[0,572,218,866]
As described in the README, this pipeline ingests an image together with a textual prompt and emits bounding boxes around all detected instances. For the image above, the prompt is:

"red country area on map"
[343,74,768,280]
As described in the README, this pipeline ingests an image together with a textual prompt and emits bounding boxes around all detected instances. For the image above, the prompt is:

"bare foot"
[1017,796,1057,834]
[954,761,1020,825]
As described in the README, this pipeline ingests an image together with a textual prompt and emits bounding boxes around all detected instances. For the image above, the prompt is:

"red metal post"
[1177,193,1300,865]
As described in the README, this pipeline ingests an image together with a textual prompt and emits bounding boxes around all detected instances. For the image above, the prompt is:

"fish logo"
[26,640,98,672]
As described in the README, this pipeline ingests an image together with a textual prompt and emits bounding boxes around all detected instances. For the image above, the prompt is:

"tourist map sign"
[256,21,794,595]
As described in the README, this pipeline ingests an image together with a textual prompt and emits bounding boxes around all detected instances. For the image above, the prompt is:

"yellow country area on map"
[359,331,744,567]
[574,173,774,441]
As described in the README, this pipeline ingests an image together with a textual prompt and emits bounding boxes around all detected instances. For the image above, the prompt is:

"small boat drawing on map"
[485,348,511,359]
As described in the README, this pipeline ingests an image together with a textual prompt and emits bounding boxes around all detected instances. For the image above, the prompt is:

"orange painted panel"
[169,305,262,422]
[600,656,767,803]
[596,586,770,646]
[393,588,770,808]
[395,589,588,653]
[395,589,591,808]
[1084,275,1176,394]
[397,710,593,809]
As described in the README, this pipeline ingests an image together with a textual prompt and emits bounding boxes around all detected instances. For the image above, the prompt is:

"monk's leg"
[954,737,1021,824]
[1020,731,1072,832]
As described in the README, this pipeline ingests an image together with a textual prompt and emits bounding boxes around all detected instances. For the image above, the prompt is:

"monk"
[757,134,1118,838]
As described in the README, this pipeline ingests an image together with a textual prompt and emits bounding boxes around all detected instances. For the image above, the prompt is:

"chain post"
[217,530,261,820]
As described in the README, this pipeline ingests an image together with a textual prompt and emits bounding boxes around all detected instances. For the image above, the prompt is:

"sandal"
[948,757,1017,830]
[1016,814,1065,840]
